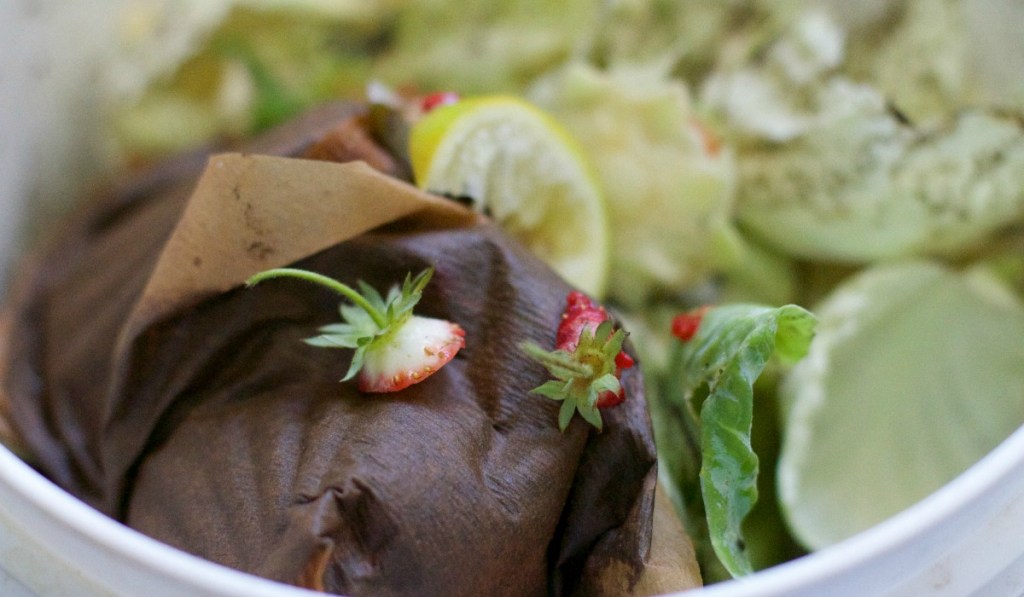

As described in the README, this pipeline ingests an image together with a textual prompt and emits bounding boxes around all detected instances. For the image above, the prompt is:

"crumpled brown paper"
[0,104,700,595]
[125,152,478,336]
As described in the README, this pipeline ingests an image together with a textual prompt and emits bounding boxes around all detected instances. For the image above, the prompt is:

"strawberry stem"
[246,268,388,329]
[521,342,594,378]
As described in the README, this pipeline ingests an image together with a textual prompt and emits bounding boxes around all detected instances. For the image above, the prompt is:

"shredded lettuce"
[372,0,596,95]
[702,9,1024,264]
[529,61,738,307]
[110,4,390,158]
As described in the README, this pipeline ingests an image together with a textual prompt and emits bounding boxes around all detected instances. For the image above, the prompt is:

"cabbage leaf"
[778,261,1024,549]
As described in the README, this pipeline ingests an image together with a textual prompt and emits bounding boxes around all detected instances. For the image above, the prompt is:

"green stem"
[520,342,594,378]
[246,268,388,329]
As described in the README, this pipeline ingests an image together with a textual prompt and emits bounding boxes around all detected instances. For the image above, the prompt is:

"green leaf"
[216,37,305,133]
[530,380,570,401]
[772,307,818,364]
[304,334,360,349]
[662,303,816,578]
[409,267,433,295]
[593,319,614,342]
[591,373,621,397]
[558,399,577,431]
[341,346,368,382]
[603,328,627,358]
[338,304,372,329]
[577,403,603,430]
[358,280,386,311]
[520,342,592,379]
[317,322,358,335]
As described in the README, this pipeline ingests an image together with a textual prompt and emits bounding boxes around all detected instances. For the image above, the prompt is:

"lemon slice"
[409,95,610,297]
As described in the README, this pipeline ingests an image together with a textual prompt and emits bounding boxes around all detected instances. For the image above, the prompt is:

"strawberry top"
[523,291,634,431]
[246,267,464,393]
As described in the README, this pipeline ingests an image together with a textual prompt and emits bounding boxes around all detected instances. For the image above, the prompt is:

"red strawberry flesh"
[358,316,466,393]
[671,306,711,342]
[555,291,632,407]
[555,291,608,351]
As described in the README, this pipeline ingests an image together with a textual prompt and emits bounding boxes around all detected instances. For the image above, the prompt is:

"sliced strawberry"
[523,291,633,431]
[359,316,466,393]
[555,291,609,351]
[246,267,464,393]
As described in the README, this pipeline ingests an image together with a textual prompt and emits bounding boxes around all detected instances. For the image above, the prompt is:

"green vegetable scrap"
[654,304,816,578]
[245,267,466,394]
[528,61,738,307]
[702,8,1024,264]
[374,0,596,94]
[111,4,388,158]
[777,261,1024,549]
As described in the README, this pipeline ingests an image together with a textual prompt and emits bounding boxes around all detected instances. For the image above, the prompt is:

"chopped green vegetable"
[215,37,306,132]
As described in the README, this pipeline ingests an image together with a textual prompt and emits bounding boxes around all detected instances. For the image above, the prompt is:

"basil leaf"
[661,303,815,577]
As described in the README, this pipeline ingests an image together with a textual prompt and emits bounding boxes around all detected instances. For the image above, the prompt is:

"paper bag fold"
[127,153,477,336]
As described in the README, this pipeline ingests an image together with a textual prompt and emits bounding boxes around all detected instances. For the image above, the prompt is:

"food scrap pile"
[9,0,1024,590]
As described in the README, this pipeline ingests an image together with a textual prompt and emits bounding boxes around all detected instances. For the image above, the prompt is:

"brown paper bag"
[123,152,478,337]
[1,111,700,595]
